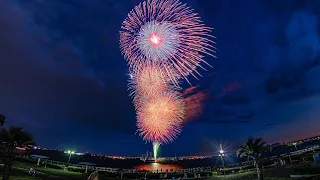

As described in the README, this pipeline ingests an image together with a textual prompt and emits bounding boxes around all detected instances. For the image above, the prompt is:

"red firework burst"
[120,0,216,83]
[136,91,185,144]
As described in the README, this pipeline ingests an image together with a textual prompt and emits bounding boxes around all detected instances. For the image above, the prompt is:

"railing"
[30,145,320,174]
[42,159,213,174]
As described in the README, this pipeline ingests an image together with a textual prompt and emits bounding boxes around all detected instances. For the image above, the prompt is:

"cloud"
[264,123,276,127]
[223,82,242,93]
[183,86,210,122]
[195,118,253,126]
[214,109,236,116]
[0,0,135,135]
[237,112,255,120]
[220,95,251,106]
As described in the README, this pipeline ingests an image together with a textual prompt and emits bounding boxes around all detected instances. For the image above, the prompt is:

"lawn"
[11,161,88,180]
[210,165,320,180]
[211,167,294,180]
[0,168,42,180]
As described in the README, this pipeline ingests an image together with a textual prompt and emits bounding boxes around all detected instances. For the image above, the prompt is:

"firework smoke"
[183,86,209,122]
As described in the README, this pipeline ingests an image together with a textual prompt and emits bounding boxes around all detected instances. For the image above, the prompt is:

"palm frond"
[0,126,35,147]
[237,137,267,160]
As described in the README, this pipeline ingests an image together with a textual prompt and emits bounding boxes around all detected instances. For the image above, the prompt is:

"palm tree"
[0,113,5,126]
[237,137,267,180]
[0,126,35,180]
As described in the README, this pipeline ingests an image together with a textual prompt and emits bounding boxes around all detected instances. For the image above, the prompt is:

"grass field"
[211,167,294,180]
[0,168,42,180]
[211,164,320,180]
[1,161,88,180]
[13,161,88,180]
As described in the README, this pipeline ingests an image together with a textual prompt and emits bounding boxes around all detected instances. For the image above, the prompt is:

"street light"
[65,150,75,164]
[219,144,226,178]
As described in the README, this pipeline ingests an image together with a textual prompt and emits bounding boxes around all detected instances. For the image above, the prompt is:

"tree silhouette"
[0,113,5,126]
[0,126,35,180]
[237,137,267,180]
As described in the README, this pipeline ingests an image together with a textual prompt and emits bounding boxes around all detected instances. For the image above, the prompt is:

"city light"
[66,150,75,154]
[65,150,76,164]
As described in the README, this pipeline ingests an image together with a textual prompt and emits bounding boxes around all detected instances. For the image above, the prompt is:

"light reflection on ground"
[135,163,182,172]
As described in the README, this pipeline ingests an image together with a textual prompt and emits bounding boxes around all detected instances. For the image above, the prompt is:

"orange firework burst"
[120,0,216,83]
[128,62,179,101]
[136,91,185,144]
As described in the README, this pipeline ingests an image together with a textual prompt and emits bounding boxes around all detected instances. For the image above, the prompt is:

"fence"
[32,145,320,174]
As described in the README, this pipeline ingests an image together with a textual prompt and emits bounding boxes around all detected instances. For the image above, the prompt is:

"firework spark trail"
[153,142,160,160]
[120,0,216,83]
[136,91,185,144]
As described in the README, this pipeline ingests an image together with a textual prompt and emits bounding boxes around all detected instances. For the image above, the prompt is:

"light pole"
[219,145,226,178]
[66,150,75,164]
[293,142,297,151]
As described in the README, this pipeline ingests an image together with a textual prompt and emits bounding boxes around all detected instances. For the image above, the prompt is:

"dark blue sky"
[1,0,320,156]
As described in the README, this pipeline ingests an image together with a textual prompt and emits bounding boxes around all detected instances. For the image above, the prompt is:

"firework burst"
[120,0,215,145]
[136,91,185,144]
[120,0,216,82]
[128,62,179,101]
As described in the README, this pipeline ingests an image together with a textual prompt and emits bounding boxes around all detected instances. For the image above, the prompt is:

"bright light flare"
[148,32,164,47]
[65,150,75,154]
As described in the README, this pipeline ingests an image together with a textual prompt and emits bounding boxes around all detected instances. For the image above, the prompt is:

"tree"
[0,113,5,126]
[0,126,35,180]
[237,137,267,180]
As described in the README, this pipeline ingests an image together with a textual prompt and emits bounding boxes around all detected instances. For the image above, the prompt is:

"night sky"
[1,0,320,156]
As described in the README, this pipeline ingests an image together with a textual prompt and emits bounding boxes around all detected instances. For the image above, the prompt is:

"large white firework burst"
[137,21,180,62]
[120,0,216,83]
